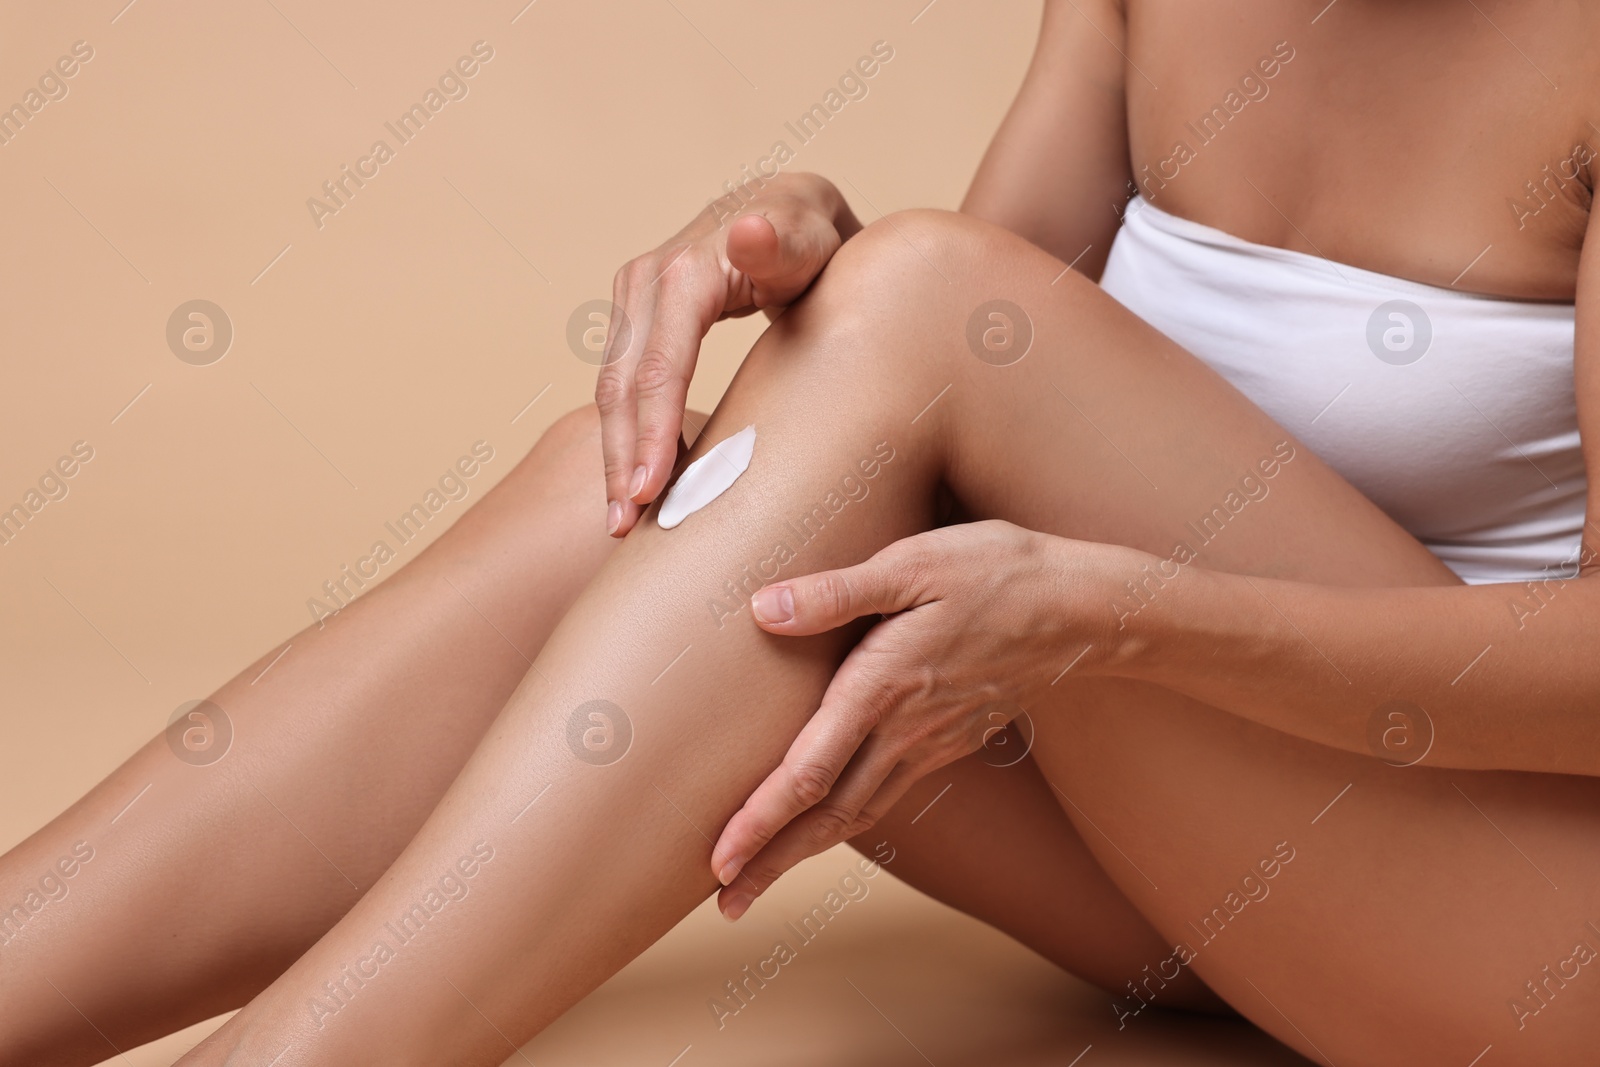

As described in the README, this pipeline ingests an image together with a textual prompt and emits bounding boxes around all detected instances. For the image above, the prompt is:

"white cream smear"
[657,424,756,529]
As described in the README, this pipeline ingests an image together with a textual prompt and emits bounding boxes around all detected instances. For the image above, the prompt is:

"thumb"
[726,209,837,306]
[751,545,928,635]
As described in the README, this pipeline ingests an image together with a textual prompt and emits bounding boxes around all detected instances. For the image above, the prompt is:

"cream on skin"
[658,424,756,529]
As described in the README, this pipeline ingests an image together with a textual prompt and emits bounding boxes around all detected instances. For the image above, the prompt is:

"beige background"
[0,1,1302,1063]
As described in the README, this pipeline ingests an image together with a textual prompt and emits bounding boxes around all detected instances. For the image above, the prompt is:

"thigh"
[776,209,1600,1065]
[1030,680,1600,1067]
[856,747,1228,1013]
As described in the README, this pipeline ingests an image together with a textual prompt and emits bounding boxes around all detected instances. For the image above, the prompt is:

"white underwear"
[1099,198,1586,586]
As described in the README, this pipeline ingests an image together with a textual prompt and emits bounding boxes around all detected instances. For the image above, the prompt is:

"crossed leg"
[11,206,1599,1067]
[171,208,1600,1067]
[0,406,1204,1063]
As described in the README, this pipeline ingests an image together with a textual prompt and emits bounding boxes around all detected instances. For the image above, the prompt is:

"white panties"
[1100,198,1586,585]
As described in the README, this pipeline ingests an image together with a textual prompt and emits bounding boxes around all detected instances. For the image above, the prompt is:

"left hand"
[710,519,1136,920]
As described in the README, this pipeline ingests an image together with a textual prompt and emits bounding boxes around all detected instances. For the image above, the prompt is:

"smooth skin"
[171,205,1599,1066]
[4,1,1598,1065]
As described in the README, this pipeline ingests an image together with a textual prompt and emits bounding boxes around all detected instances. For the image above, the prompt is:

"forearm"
[1100,558,1600,776]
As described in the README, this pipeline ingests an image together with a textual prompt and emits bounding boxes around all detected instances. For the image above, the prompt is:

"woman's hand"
[597,172,860,537]
[710,520,1141,920]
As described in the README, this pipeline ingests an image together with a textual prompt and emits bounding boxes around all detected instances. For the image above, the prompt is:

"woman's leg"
[854,745,1233,1011]
[180,208,1598,1067]
[3,402,1202,1066]
[0,408,622,1065]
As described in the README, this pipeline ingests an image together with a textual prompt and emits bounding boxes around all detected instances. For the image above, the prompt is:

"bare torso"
[944,6,1600,1062]
[1127,0,1595,300]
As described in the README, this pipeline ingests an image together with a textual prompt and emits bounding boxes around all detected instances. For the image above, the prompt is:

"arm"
[607,2,1128,536]
[1104,561,1600,776]
[703,17,1594,910]
[1102,202,1600,777]
[961,0,1132,279]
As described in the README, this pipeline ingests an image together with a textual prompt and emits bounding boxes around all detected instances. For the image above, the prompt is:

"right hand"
[596,172,859,537]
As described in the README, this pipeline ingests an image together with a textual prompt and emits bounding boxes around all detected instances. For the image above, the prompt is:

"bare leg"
[1,403,1202,1065]
[855,747,1228,1009]
[0,409,618,1066]
[180,209,1598,1066]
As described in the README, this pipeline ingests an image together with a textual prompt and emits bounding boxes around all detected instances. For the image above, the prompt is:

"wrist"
[1033,535,1146,682]
[1084,544,1229,683]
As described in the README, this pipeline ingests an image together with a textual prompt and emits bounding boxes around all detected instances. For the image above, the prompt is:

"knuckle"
[624,256,658,287]
[789,760,836,808]
[883,550,932,601]
[844,810,879,838]
[806,807,854,845]
[854,671,904,727]
[634,348,679,398]
[594,367,631,414]
[809,572,854,620]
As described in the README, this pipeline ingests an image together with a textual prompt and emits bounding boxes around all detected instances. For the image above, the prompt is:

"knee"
[825,208,996,289]
[792,207,1056,352]
[833,208,1034,286]
[538,402,604,456]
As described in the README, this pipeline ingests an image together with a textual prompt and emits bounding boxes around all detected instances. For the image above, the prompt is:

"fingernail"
[629,464,647,500]
[717,858,744,887]
[606,500,623,536]
[752,585,794,624]
[722,890,754,922]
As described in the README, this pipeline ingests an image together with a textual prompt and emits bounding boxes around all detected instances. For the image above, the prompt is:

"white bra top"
[1098,198,1587,585]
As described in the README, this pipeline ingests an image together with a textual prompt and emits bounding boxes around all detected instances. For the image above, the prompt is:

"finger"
[750,537,932,634]
[596,267,647,536]
[726,205,841,309]
[630,259,719,506]
[718,756,922,921]
[710,664,898,887]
